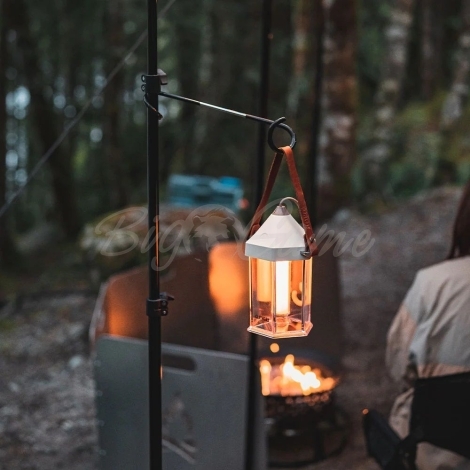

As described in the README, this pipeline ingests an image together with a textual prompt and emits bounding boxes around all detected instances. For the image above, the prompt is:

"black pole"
[307,0,325,228]
[255,0,272,202]
[245,1,272,470]
[147,0,162,469]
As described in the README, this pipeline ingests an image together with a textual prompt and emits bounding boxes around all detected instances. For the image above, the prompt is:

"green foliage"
[389,131,442,197]
[356,90,470,201]
[391,98,443,196]
[442,102,470,185]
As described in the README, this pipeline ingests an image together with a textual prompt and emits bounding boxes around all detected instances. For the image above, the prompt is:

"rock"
[7,382,20,393]
[68,355,85,370]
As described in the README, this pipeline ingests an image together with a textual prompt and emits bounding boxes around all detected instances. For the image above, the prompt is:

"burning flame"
[259,354,337,397]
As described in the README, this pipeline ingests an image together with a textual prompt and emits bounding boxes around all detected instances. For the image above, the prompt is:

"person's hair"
[448,180,470,259]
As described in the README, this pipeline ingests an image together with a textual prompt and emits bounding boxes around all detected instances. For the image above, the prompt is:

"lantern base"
[247,321,313,339]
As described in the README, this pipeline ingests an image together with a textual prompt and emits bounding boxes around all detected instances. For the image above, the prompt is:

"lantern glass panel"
[248,257,313,338]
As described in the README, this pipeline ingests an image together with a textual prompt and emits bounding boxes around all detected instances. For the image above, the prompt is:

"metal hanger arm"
[160,91,270,123]
[157,91,296,151]
[142,73,296,151]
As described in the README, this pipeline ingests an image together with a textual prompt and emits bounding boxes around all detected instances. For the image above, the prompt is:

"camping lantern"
[245,199,314,339]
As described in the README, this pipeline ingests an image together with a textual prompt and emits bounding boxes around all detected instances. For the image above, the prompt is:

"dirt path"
[0,295,99,470]
[0,187,462,470]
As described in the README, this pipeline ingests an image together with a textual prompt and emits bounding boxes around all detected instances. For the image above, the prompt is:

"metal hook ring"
[279,197,300,211]
[278,197,311,257]
[267,117,297,152]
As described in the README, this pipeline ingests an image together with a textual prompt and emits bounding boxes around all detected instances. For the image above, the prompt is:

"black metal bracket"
[146,292,175,317]
[141,70,168,120]
[141,69,168,94]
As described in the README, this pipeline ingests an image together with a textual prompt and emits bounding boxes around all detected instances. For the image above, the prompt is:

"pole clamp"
[146,292,175,317]
[141,69,168,94]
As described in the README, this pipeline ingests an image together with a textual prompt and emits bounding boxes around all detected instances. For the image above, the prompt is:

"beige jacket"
[386,257,470,470]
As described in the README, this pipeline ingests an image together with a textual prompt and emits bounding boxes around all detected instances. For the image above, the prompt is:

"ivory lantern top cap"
[245,207,307,261]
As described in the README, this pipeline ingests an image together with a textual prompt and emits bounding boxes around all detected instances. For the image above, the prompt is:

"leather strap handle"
[247,146,318,258]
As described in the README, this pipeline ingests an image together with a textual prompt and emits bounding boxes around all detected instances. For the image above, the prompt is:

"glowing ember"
[259,354,337,396]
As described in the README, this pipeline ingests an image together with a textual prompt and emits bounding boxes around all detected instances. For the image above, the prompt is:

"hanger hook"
[267,117,297,152]
[143,93,163,120]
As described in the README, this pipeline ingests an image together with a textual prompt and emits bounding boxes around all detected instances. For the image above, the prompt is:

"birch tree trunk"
[363,0,416,194]
[317,0,358,220]
[441,0,470,129]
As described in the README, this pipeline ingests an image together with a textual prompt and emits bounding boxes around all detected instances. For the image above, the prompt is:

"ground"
[0,187,462,470]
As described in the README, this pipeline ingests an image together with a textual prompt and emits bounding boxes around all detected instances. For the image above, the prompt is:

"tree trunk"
[420,0,433,89]
[441,0,470,129]
[421,0,434,99]
[287,0,323,222]
[305,0,325,226]
[64,0,82,177]
[317,0,358,220]
[10,0,81,238]
[190,0,221,174]
[192,0,258,176]
[287,0,313,122]
[421,0,444,100]
[172,0,203,173]
[0,0,9,262]
[363,0,416,195]
[270,0,294,118]
[0,0,7,219]
[0,0,17,266]
[104,0,128,209]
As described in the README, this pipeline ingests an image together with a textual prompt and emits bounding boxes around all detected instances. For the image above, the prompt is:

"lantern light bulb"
[275,261,290,316]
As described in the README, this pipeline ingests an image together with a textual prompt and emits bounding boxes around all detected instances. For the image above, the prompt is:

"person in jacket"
[386,180,470,470]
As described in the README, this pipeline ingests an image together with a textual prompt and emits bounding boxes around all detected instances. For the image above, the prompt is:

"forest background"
[1,0,470,275]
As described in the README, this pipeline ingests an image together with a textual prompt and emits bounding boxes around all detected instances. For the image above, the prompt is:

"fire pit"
[260,349,349,467]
